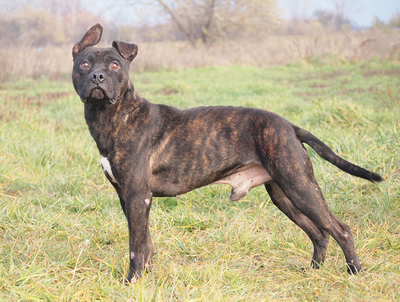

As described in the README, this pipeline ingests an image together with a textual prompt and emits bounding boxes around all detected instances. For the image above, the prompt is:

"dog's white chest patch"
[100,156,117,183]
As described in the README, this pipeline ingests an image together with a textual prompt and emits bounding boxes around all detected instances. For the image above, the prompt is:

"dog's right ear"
[72,24,103,61]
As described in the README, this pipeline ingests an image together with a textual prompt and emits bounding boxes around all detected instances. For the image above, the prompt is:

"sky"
[1,0,399,28]
[277,0,399,27]
[107,0,400,28]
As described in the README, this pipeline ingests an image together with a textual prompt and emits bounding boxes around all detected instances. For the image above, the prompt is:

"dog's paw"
[346,263,362,275]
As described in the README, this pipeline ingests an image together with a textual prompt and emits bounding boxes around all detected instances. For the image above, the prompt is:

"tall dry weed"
[1,30,399,82]
[0,45,71,82]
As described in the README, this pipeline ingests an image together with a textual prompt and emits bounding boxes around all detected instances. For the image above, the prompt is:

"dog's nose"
[90,71,106,84]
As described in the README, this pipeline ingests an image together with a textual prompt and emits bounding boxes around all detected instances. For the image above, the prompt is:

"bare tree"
[388,10,400,28]
[128,0,280,47]
[312,0,361,30]
[313,10,334,28]
[331,0,362,29]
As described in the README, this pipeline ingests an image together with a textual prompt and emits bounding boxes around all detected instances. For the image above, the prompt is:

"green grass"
[1,61,399,301]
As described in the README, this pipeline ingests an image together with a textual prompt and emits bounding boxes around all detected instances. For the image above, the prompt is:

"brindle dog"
[72,24,383,282]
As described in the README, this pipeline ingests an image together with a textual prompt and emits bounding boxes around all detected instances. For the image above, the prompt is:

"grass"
[0,61,399,301]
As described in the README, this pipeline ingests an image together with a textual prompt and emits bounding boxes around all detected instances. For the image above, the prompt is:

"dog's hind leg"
[261,122,361,273]
[279,179,361,274]
[269,151,361,273]
[265,182,330,268]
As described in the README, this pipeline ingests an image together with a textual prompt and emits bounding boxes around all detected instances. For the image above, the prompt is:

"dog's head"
[72,24,138,104]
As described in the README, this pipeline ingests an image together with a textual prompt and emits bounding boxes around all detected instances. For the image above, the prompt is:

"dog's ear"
[112,41,138,63]
[72,24,103,60]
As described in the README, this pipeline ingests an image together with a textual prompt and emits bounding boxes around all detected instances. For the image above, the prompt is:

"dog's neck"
[83,82,141,156]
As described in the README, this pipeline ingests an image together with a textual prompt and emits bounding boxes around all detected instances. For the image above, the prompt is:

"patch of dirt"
[0,109,20,122]
[325,70,351,79]
[2,187,19,197]
[40,91,74,100]
[362,68,400,78]
[337,87,368,95]
[4,91,74,107]
[292,91,324,101]
[295,70,351,82]
[308,83,328,88]
[160,87,179,95]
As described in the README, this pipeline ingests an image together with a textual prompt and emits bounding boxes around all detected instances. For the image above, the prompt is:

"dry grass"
[1,30,400,81]
[0,46,71,82]
[136,30,400,71]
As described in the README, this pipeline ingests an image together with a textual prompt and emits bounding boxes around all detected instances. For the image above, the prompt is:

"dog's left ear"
[73,23,103,60]
[112,41,138,63]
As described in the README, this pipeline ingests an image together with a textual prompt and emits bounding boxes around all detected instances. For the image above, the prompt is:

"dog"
[72,24,383,282]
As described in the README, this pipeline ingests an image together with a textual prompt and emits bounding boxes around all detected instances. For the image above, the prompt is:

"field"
[0,61,399,300]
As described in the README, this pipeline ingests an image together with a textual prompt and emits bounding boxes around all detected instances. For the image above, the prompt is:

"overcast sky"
[105,0,400,27]
[2,0,399,28]
[277,0,399,26]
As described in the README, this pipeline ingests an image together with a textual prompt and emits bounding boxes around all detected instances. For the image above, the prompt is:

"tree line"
[1,0,399,48]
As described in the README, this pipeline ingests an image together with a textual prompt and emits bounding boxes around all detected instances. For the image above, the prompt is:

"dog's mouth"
[81,87,117,104]
[90,88,105,100]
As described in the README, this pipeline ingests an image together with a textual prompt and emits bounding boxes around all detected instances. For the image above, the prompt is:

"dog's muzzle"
[90,88,105,100]
[80,86,118,104]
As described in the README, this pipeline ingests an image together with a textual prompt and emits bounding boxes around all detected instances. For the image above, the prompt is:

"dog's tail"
[292,124,383,183]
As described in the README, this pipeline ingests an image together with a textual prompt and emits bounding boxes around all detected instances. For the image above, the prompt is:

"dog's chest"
[100,155,117,183]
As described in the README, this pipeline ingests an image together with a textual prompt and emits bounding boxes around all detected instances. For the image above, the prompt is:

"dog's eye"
[80,61,90,69]
[110,62,120,70]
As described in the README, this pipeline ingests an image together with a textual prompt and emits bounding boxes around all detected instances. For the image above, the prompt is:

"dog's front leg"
[125,190,155,282]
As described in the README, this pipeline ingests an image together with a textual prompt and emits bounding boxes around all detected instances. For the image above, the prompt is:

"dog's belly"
[150,164,272,201]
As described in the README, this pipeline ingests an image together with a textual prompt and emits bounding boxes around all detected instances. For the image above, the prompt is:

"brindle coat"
[72,24,383,282]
